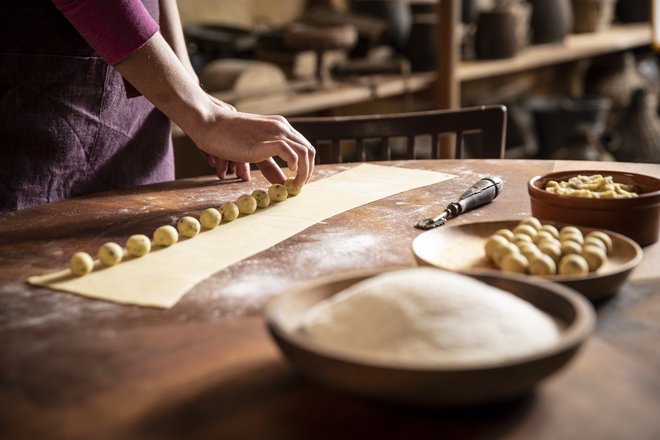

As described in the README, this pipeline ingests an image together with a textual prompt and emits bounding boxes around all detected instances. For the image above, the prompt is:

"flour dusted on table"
[297,268,560,367]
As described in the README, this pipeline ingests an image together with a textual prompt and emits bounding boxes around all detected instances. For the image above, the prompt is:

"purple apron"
[0,0,174,212]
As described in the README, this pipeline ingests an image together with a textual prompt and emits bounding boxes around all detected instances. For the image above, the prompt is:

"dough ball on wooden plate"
[98,242,123,266]
[200,208,222,229]
[484,235,509,260]
[583,236,607,254]
[493,228,514,241]
[251,189,270,208]
[126,234,151,257]
[284,178,301,196]
[539,224,560,239]
[500,253,529,274]
[177,216,201,238]
[586,231,612,254]
[560,240,582,256]
[582,245,607,271]
[560,226,583,240]
[236,194,257,215]
[220,202,239,222]
[70,251,94,276]
[493,242,520,268]
[153,225,178,247]
[533,230,556,244]
[538,241,562,263]
[268,184,288,202]
[529,254,557,275]
[518,217,542,230]
[512,224,537,239]
[558,254,589,275]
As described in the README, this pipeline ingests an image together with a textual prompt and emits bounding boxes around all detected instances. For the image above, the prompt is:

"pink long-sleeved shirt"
[52,0,159,65]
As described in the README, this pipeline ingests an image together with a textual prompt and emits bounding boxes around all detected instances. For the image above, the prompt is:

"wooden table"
[1,160,659,440]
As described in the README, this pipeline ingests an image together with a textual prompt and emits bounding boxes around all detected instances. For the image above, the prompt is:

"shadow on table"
[132,361,536,440]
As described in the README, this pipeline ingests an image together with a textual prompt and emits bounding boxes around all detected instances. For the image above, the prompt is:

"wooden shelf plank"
[459,24,652,82]
[216,25,650,117]
[225,72,436,116]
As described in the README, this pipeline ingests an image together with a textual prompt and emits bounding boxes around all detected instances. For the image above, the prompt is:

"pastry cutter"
[415,176,504,230]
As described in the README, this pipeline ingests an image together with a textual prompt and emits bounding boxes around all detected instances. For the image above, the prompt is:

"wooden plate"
[412,220,643,301]
[265,268,595,408]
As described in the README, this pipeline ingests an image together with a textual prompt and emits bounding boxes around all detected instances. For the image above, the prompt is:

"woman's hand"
[189,101,315,187]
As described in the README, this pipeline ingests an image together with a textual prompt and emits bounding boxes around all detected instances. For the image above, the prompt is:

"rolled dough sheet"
[28,164,455,308]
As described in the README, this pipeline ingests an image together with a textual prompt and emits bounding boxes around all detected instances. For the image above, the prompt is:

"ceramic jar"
[350,0,412,51]
[530,0,574,44]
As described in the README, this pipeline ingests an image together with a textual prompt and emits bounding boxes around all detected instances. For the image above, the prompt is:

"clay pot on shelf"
[462,0,480,24]
[530,0,573,44]
[526,95,612,158]
[475,9,519,59]
[406,11,437,71]
[350,0,412,52]
[571,0,616,33]
[615,0,651,23]
[611,88,660,164]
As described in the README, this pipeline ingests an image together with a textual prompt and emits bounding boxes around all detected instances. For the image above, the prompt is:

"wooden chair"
[290,105,507,163]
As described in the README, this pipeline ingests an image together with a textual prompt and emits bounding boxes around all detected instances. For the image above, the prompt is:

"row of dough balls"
[484,217,613,276]
[69,179,301,276]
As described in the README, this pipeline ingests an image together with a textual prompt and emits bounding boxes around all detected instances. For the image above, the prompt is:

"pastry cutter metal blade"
[415,176,504,230]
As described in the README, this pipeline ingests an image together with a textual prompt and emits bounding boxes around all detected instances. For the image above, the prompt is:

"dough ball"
[500,253,529,274]
[70,251,94,276]
[517,242,540,261]
[236,194,257,215]
[529,254,557,276]
[153,225,178,247]
[561,231,584,245]
[538,241,562,263]
[518,216,542,230]
[98,242,123,266]
[126,234,151,257]
[512,233,532,247]
[512,224,537,239]
[177,216,201,238]
[583,236,607,253]
[485,235,509,260]
[560,226,583,239]
[558,254,589,275]
[582,245,607,271]
[200,208,222,229]
[533,230,556,245]
[539,224,560,239]
[284,177,302,196]
[494,228,514,241]
[560,240,582,256]
[251,189,270,208]
[492,242,520,268]
[268,184,288,202]
[219,202,239,222]
[585,231,612,254]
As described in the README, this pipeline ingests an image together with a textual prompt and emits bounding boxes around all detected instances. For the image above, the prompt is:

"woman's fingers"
[235,162,251,181]
[256,158,286,184]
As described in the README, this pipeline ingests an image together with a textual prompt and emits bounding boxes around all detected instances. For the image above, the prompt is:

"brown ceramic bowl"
[265,268,595,408]
[528,170,660,246]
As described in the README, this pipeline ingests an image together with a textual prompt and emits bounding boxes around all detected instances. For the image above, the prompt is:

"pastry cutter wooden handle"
[415,176,504,230]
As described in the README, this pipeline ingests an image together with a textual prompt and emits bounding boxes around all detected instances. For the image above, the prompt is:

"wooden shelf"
[221,72,437,116]
[212,24,651,117]
[459,24,652,82]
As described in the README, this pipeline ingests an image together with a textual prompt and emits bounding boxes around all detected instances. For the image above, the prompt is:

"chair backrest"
[290,105,507,163]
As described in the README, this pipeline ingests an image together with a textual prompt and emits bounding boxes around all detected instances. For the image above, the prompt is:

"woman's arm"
[158,0,197,81]
[114,32,314,186]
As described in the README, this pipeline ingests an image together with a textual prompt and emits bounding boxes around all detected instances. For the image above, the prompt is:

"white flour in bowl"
[297,268,560,367]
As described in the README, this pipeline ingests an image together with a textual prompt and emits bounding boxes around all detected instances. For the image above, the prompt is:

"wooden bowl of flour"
[265,267,595,408]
